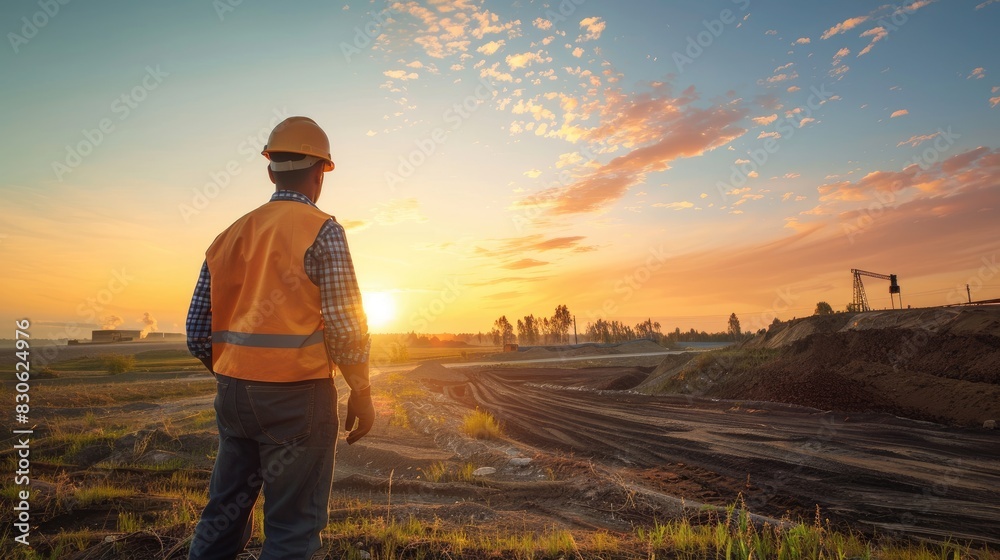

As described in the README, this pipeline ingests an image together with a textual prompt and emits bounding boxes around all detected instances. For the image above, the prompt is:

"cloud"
[977,0,999,7]
[765,29,778,35]
[506,50,548,70]
[765,71,799,84]
[523,169,542,178]
[897,132,940,147]
[503,258,549,269]
[532,17,553,30]
[340,219,371,232]
[758,131,781,140]
[384,70,419,81]
[890,109,909,118]
[652,201,695,210]
[968,67,986,80]
[572,46,584,58]
[372,198,427,226]
[991,96,1000,108]
[578,16,606,42]
[858,26,888,56]
[787,85,801,92]
[752,114,778,125]
[571,150,999,313]
[381,2,520,59]
[794,37,811,44]
[815,146,999,205]
[832,47,850,66]
[480,62,514,82]
[512,84,748,215]
[477,40,505,55]
[821,15,870,39]
[476,235,597,259]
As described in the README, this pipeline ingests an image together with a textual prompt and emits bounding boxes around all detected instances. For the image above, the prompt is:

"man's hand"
[345,385,375,444]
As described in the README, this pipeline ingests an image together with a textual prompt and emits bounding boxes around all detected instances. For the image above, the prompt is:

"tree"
[551,305,572,344]
[728,313,742,340]
[814,301,834,315]
[493,316,514,346]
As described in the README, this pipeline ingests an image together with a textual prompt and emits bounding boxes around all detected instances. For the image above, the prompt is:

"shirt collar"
[270,190,317,207]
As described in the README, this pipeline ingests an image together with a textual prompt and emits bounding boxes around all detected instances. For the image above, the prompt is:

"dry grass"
[461,409,503,440]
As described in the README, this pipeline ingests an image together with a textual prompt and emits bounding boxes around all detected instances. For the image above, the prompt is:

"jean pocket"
[246,385,316,444]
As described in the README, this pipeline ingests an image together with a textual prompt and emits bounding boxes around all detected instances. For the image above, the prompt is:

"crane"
[851,269,901,312]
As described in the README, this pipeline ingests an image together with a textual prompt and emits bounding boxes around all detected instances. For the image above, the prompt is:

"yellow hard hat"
[261,116,335,172]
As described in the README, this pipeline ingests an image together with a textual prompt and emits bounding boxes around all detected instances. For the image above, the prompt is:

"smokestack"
[140,312,159,338]
[101,315,124,330]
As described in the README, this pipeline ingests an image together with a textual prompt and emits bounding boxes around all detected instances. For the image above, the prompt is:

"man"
[185,116,375,560]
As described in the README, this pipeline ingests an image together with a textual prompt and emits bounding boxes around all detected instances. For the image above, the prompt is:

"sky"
[1,0,998,339]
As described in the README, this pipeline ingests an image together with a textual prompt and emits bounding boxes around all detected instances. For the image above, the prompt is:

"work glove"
[345,385,375,444]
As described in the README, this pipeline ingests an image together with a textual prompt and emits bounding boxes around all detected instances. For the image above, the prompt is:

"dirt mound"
[596,369,651,390]
[409,361,467,383]
[649,307,1000,427]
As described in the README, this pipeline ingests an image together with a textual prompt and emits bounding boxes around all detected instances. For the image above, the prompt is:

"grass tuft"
[460,409,503,440]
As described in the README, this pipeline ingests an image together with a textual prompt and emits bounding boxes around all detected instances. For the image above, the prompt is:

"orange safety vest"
[206,199,334,381]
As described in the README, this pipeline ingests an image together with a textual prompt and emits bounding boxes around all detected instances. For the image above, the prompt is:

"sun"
[362,291,396,330]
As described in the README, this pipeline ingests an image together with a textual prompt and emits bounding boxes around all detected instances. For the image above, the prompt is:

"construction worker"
[185,116,374,559]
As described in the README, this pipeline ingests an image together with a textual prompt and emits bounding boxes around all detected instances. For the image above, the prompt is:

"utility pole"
[967,284,972,304]
[573,315,578,344]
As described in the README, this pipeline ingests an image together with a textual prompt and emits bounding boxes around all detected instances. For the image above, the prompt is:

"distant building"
[92,329,142,343]
[143,332,185,341]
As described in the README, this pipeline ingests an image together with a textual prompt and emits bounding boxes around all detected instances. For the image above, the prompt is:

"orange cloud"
[858,27,888,56]
[578,16,606,42]
[503,258,549,269]
[890,109,909,118]
[821,16,870,39]
[513,85,748,215]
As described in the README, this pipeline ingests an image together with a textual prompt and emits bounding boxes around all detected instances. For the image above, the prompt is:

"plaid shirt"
[186,190,370,367]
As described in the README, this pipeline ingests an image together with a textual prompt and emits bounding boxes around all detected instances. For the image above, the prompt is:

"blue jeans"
[189,374,338,560]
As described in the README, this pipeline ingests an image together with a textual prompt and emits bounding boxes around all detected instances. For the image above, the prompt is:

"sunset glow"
[362,291,397,330]
[0,1,998,338]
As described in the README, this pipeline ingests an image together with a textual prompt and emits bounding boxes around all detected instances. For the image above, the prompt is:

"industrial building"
[91,329,142,343]
[143,332,185,341]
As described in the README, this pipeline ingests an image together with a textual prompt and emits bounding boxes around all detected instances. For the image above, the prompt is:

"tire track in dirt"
[463,367,1000,545]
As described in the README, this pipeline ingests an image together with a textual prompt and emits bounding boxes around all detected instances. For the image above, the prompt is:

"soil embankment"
[640,307,1000,427]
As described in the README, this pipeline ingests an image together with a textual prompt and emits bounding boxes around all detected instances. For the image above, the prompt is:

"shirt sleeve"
[305,220,371,369]
[185,260,213,360]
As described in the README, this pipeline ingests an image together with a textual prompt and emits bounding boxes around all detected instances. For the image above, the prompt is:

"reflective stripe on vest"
[212,330,325,349]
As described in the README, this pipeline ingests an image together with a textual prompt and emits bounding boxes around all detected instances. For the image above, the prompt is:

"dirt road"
[460,366,1000,545]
